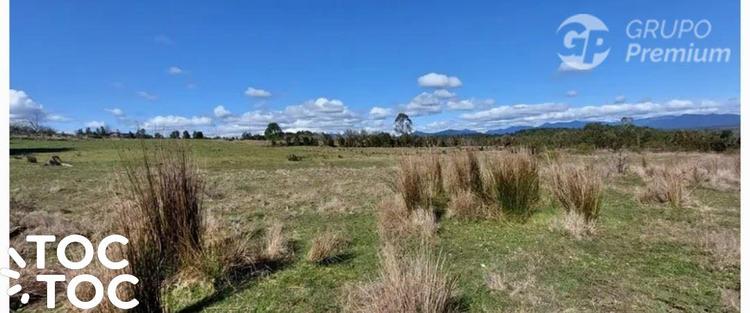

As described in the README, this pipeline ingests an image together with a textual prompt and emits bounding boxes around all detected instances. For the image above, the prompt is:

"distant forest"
[10,120,739,153]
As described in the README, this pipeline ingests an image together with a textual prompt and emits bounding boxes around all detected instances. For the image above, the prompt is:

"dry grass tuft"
[639,167,687,209]
[395,155,444,211]
[444,151,483,197]
[549,211,596,239]
[307,231,350,264]
[377,195,437,243]
[264,222,292,262]
[446,189,494,220]
[343,244,460,313]
[485,150,540,218]
[550,164,602,223]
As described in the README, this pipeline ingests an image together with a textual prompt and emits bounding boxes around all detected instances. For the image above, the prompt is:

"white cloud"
[566,90,578,97]
[245,87,272,98]
[369,106,392,120]
[282,97,361,132]
[614,95,626,104]
[143,115,212,129]
[213,105,232,118]
[9,89,66,124]
[462,103,570,122]
[404,92,443,116]
[136,91,158,101]
[403,90,493,116]
[461,99,738,129]
[433,89,456,98]
[106,108,125,117]
[86,121,106,128]
[167,66,184,75]
[417,73,462,88]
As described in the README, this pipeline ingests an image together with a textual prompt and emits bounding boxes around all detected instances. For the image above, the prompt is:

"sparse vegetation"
[8,139,739,312]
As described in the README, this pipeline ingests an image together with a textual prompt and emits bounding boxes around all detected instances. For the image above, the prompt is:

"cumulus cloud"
[86,121,106,128]
[213,105,232,118]
[136,91,158,101]
[369,106,392,120]
[167,66,184,75]
[245,87,272,98]
[9,89,66,124]
[403,90,493,116]
[433,89,456,98]
[566,90,578,97]
[143,115,212,129]
[417,73,462,88]
[282,97,361,132]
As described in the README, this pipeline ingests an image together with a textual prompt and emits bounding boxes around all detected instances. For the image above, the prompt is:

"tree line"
[10,113,739,152]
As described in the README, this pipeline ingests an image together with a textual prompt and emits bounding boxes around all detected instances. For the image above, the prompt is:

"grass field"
[9,138,740,312]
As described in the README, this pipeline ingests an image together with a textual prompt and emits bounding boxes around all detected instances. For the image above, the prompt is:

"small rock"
[26,155,37,163]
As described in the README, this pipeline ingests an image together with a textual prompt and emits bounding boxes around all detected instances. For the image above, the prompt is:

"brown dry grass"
[638,166,687,209]
[549,164,602,222]
[485,150,540,218]
[113,144,206,312]
[343,244,460,313]
[307,231,350,264]
[377,195,437,243]
[264,221,291,262]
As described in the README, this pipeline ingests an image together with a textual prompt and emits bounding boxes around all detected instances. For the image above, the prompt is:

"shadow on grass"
[177,259,291,313]
[10,147,73,156]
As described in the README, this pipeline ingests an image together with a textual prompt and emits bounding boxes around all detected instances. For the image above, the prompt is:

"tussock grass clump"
[264,222,292,262]
[486,150,540,218]
[550,164,602,223]
[114,145,206,312]
[344,244,460,313]
[446,189,494,220]
[377,196,437,243]
[393,154,446,212]
[445,151,483,197]
[639,167,687,209]
[307,231,350,264]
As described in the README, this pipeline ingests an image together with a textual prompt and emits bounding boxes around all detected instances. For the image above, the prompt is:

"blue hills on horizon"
[414,114,740,136]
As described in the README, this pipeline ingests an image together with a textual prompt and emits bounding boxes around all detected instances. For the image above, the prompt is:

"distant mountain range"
[414,114,739,136]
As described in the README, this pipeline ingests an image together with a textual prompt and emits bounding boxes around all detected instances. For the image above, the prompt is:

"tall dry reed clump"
[550,164,603,222]
[444,151,495,219]
[395,154,445,211]
[639,166,687,209]
[444,150,483,197]
[485,150,540,218]
[113,145,205,312]
[344,244,460,313]
[549,164,602,238]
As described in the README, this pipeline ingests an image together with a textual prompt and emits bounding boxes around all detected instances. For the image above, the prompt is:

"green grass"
[10,139,739,312]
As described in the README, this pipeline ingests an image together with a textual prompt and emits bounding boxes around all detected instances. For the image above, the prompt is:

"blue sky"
[10,0,740,135]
